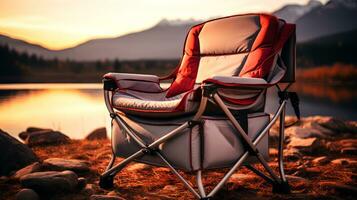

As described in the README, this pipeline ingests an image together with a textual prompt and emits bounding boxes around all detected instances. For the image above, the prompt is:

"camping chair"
[99,13,299,199]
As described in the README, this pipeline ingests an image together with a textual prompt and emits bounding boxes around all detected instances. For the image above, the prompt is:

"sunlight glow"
[0,89,108,139]
[0,0,327,50]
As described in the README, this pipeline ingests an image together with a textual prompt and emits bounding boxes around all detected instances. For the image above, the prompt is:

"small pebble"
[15,188,39,200]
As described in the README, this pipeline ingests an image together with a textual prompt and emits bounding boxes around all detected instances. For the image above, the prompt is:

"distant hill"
[55,21,196,60]
[0,35,53,58]
[1,0,356,61]
[273,0,322,23]
[296,0,357,42]
[297,28,357,67]
[0,20,197,61]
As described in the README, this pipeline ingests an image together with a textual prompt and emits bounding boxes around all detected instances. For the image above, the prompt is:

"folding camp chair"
[99,14,299,199]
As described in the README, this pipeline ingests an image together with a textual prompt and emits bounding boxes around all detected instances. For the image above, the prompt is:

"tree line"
[1,36,356,82]
[0,45,178,82]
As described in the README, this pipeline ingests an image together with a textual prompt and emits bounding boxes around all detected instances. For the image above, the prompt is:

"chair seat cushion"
[112,89,199,117]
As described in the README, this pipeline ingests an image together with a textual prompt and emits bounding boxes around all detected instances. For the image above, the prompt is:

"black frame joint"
[278,91,289,102]
[109,113,117,119]
[103,78,118,91]
[202,84,217,97]
[142,147,156,155]
[188,120,204,128]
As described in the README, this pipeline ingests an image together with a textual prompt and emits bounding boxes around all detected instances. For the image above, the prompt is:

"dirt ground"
[1,117,356,199]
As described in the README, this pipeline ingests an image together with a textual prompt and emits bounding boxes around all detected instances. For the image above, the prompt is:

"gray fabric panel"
[190,125,201,170]
[196,53,248,83]
[202,114,269,169]
[112,114,199,171]
[198,15,260,55]
[112,112,270,171]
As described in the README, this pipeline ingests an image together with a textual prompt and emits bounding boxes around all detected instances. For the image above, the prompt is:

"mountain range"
[0,0,356,61]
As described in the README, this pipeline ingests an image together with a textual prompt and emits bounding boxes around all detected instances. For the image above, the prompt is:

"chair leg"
[196,170,207,198]
[212,93,291,195]
[273,104,291,194]
[100,150,146,189]
[99,174,115,189]
[106,151,116,171]
[272,181,291,194]
[99,151,117,189]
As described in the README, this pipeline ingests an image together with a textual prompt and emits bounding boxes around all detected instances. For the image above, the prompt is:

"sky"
[0,0,328,50]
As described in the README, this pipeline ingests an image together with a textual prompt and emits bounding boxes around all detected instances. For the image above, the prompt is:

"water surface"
[0,83,355,139]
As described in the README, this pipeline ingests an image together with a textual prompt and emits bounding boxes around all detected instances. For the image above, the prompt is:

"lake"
[0,83,356,139]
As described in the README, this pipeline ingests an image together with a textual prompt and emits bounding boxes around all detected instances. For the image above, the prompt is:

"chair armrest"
[103,72,160,83]
[103,73,163,92]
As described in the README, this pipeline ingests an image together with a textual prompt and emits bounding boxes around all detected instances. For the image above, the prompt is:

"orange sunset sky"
[0,0,327,50]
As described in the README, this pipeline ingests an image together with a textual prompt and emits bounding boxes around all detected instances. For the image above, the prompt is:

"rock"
[15,188,39,200]
[20,170,78,193]
[14,162,42,179]
[126,163,149,172]
[339,139,357,148]
[77,177,87,190]
[43,158,90,173]
[19,127,52,141]
[294,165,321,177]
[27,127,52,133]
[312,156,330,165]
[284,148,302,160]
[81,184,95,195]
[162,185,178,192]
[319,181,357,194]
[86,127,107,140]
[18,132,29,141]
[287,137,323,154]
[303,167,321,176]
[286,175,309,183]
[90,195,126,200]
[0,129,38,176]
[331,158,357,165]
[306,116,357,134]
[107,190,121,196]
[285,126,328,139]
[228,173,257,184]
[341,147,357,155]
[24,130,70,146]
[302,121,335,135]
[0,176,9,182]
[288,137,318,148]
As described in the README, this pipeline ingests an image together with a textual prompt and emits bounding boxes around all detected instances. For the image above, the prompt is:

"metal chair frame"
[99,81,292,199]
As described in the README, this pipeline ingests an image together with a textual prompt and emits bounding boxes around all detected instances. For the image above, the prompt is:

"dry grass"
[296,63,357,84]
[1,135,356,200]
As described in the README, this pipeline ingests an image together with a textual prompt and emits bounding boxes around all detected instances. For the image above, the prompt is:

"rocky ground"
[0,116,356,200]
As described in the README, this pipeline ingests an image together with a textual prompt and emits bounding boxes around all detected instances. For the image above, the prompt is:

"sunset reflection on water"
[0,85,108,139]
[0,82,355,139]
